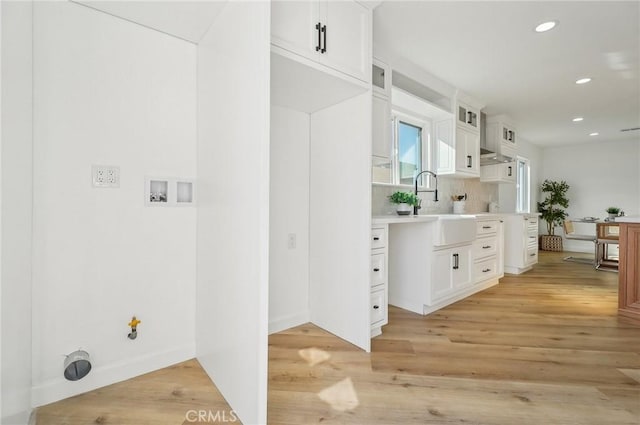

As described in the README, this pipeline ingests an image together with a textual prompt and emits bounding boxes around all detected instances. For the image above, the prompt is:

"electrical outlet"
[287,233,296,249]
[92,165,120,188]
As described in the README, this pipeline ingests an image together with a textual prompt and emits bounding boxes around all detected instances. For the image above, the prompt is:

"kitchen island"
[616,217,640,324]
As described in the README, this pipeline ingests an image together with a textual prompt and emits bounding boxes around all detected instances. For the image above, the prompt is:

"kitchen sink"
[431,214,477,246]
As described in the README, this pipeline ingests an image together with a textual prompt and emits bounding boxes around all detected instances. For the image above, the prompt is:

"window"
[392,112,431,188]
[516,156,530,213]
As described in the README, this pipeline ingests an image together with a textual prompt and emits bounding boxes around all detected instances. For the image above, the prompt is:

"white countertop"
[614,216,640,223]
[372,215,439,224]
[372,212,523,225]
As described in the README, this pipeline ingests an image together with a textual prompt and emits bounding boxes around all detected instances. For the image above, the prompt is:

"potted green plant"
[389,191,419,215]
[606,207,620,220]
[537,179,570,251]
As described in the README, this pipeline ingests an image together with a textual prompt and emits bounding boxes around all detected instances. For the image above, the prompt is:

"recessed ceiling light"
[589,132,599,136]
[572,117,584,122]
[535,21,557,33]
[576,77,592,84]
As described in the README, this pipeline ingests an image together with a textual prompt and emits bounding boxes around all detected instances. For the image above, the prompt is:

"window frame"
[391,110,433,189]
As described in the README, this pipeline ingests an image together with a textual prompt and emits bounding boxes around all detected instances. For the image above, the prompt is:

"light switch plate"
[92,165,120,188]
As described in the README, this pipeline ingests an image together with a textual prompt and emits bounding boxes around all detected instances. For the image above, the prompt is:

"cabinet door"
[455,127,480,176]
[451,246,473,289]
[431,249,454,303]
[322,0,370,82]
[457,102,479,132]
[435,118,455,175]
[271,1,320,61]
[502,162,516,183]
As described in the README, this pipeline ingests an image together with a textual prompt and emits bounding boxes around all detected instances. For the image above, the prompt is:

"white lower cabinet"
[370,225,388,336]
[504,214,539,274]
[430,244,473,304]
[474,218,504,283]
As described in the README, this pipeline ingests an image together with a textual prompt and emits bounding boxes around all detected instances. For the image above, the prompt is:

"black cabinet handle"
[373,268,380,272]
[482,245,491,249]
[453,253,459,270]
[321,25,327,53]
[467,155,472,168]
[508,166,512,177]
[482,226,491,229]
[373,237,380,241]
[373,305,380,310]
[315,22,321,52]
[482,268,491,273]
[467,111,473,124]
[530,253,536,257]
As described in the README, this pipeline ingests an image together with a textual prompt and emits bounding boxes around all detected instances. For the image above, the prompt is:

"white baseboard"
[1,409,32,425]
[31,344,195,408]
[268,311,310,335]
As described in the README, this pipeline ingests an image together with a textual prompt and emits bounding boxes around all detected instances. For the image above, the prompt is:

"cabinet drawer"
[526,233,538,248]
[474,257,498,281]
[371,253,386,287]
[477,220,499,235]
[526,217,538,230]
[526,246,538,264]
[473,236,498,259]
[370,288,387,327]
[371,226,386,249]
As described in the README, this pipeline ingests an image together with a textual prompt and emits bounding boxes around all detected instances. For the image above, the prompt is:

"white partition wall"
[31,1,197,406]
[1,1,33,423]
[196,2,270,424]
[309,93,372,352]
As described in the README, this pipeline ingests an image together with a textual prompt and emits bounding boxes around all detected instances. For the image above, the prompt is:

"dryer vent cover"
[63,350,92,381]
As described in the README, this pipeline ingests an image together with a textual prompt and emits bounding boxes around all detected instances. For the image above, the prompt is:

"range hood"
[480,147,514,165]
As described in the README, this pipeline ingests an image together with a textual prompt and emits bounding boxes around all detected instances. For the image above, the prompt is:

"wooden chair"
[562,220,597,265]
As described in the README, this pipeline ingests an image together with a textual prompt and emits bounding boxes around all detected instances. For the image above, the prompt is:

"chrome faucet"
[414,170,439,215]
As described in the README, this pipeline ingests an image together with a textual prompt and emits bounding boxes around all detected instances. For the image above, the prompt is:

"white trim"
[31,344,195,407]
[268,311,310,335]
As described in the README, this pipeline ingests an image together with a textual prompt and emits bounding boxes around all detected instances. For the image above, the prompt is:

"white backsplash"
[372,177,499,216]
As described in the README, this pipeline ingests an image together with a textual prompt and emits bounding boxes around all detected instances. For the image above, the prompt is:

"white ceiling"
[374,1,640,147]
[75,1,227,43]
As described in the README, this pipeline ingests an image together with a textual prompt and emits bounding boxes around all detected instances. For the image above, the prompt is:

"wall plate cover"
[92,165,120,188]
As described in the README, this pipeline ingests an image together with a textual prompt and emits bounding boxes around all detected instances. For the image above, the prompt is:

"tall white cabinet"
[270,0,374,353]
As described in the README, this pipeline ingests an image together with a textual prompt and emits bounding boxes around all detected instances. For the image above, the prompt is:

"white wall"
[1,1,33,423]
[541,139,640,251]
[309,93,371,352]
[269,106,310,334]
[499,138,543,214]
[196,2,270,424]
[31,2,197,406]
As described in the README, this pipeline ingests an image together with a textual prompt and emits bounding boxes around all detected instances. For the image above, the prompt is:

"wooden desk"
[596,222,619,271]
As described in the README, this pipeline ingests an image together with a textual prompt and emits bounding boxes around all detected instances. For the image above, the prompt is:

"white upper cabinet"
[455,126,480,176]
[436,95,482,178]
[485,115,517,159]
[271,0,370,83]
[480,162,516,184]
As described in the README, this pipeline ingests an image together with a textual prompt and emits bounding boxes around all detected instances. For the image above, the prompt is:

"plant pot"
[395,203,412,216]
[540,235,563,252]
[608,214,617,221]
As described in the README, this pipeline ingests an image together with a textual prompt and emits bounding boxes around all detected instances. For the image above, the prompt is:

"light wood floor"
[36,251,640,425]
